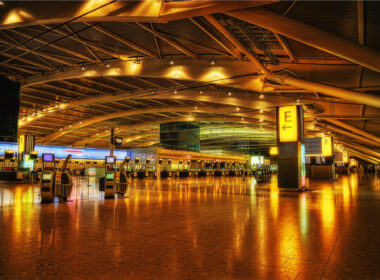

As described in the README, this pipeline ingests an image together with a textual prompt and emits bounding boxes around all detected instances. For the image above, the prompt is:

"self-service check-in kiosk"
[54,155,73,201]
[104,156,116,199]
[40,153,55,203]
[115,156,129,198]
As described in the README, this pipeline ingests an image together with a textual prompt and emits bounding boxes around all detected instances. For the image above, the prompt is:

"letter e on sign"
[278,106,298,142]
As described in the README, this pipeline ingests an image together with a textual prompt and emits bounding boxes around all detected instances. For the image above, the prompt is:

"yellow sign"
[19,135,25,154]
[321,137,332,156]
[269,146,278,155]
[342,152,348,163]
[278,106,298,142]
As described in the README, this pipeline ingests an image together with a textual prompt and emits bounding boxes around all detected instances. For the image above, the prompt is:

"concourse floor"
[1,174,380,279]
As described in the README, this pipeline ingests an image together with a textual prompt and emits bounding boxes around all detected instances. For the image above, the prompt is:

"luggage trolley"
[40,153,55,203]
[54,155,73,201]
[104,156,116,199]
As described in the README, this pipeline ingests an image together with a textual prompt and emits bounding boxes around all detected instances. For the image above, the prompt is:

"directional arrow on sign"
[282,124,292,131]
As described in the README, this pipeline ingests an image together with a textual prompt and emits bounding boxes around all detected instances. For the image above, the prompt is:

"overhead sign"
[343,152,348,163]
[278,106,298,142]
[269,146,278,156]
[19,135,25,155]
[304,137,322,155]
[0,141,129,160]
[321,137,332,156]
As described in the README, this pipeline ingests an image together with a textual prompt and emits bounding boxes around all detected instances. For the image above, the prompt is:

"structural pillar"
[276,105,306,189]
[0,77,20,143]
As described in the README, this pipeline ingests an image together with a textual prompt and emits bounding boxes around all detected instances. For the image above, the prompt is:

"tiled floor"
[1,173,380,279]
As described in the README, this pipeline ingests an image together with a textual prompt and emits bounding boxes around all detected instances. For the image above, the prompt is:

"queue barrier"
[54,172,73,200]
[115,183,127,195]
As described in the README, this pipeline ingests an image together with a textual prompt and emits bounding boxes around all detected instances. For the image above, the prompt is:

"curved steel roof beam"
[18,87,296,128]
[0,0,274,30]
[206,14,380,108]
[73,115,274,146]
[226,8,380,73]
[40,105,267,144]
[23,59,262,87]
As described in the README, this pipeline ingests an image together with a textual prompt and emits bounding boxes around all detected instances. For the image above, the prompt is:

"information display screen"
[114,137,123,145]
[43,153,54,162]
[106,173,114,180]
[105,156,115,164]
[42,173,52,180]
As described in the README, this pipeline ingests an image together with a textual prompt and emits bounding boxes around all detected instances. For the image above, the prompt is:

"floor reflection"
[0,174,379,279]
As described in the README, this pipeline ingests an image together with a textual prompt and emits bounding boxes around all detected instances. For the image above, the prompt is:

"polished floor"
[1,174,380,279]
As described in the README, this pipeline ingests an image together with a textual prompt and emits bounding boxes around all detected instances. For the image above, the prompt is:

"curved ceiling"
[0,0,379,160]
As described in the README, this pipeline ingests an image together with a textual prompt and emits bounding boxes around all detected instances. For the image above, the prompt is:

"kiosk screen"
[43,154,54,162]
[106,173,114,180]
[42,173,52,180]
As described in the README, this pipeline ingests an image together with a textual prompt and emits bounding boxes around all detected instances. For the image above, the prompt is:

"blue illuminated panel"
[0,142,129,160]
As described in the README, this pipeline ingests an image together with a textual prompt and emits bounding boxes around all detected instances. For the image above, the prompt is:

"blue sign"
[0,142,129,160]
[0,142,18,155]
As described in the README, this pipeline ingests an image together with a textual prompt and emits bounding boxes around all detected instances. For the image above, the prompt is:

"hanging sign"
[321,137,332,156]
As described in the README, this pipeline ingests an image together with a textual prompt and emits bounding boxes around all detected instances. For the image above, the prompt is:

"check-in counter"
[214,170,222,177]
[309,165,335,180]
[198,170,207,177]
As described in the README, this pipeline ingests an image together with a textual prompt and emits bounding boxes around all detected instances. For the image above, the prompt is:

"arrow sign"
[282,124,292,131]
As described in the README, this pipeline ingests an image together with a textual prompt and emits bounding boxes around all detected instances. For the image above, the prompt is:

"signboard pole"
[276,105,306,190]
[110,128,114,156]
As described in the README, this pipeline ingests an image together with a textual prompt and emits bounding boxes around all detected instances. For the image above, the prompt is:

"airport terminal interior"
[0,0,380,279]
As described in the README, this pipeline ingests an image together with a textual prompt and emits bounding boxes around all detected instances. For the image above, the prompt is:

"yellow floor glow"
[0,174,379,279]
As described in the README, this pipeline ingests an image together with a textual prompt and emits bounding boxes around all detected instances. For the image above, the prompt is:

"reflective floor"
[1,174,380,279]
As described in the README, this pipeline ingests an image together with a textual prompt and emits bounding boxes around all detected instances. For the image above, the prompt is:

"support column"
[276,105,305,189]
[110,128,114,156]
[0,77,20,142]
